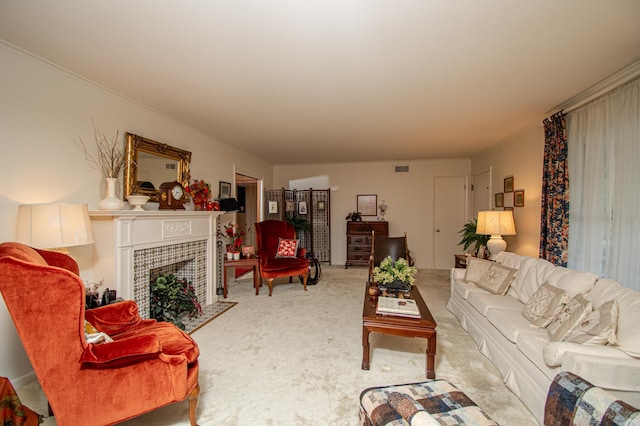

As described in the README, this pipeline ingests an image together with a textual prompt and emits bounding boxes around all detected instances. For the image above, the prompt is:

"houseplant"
[372,256,417,289]
[458,219,490,257]
[220,222,245,259]
[286,215,310,238]
[74,120,126,210]
[150,273,202,330]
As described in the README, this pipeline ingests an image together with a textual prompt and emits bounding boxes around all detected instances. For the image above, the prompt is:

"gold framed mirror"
[124,133,191,202]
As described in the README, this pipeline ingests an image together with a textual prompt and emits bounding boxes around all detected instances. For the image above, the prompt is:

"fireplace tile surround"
[89,211,225,318]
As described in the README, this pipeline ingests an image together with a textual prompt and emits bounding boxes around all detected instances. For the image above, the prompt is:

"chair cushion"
[260,257,308,273]
[276,238,299,258]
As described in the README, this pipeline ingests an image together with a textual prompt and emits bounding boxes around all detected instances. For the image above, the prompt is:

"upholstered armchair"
[0,242,200,426]
[255,220,309,296]
[368,231,413,282]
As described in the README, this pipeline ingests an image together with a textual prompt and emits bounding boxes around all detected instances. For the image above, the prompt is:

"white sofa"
[447,252,640,424]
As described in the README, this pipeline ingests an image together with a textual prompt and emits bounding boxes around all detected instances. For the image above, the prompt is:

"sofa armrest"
[80,334,161,367]
[85,300,153,335]
[562,351,640,392]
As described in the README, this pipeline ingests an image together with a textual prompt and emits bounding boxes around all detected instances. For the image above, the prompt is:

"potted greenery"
[372,256,417,290]
[458,219,490,257]
[286,215,310,238]
[150,273,202,330]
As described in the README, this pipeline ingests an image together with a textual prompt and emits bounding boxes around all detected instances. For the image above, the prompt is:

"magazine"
[376,296,420,318]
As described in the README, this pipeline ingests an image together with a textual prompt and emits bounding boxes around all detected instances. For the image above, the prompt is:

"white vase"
[233,252,240,260]
[99,177,125,210]
[226,252,234,260]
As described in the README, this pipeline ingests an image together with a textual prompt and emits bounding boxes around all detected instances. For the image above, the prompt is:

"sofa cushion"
[564,300,618,345]
[463,257,493,284]
[547,294,592,342]
[588,278,640,358]
[476,263,516,295]
[544,267,598,298]
[486,307,545,343]
[516,332,559,381]
[467,291,523,317]
[507,257,556,304]
[494,251,525,270]
[522,282,568,328]
[453,279,488,300]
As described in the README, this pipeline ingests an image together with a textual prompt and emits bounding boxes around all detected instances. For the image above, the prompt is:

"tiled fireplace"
[89,211,224,318]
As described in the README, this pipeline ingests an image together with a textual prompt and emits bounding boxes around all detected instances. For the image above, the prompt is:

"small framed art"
[495,193,504,208]
[504,176,514,193]
[298,201,308,214]
[219,181,231,199]
[285,200,295,212]
[317,201,326,211]
[514,189,525,207]
[242,245,255,258]
[357,194,377,216]
[268,201,278,214]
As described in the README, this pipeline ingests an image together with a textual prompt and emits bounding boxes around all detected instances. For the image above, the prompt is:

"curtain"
[567,77,640,291]
[539,113,569,266]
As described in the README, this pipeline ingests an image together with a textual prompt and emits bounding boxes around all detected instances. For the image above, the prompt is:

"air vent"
[166,163,176,169]
[394,165,409,173]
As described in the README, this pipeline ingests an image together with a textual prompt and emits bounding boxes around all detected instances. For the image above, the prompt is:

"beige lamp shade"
[16,203,95,252]
[475,210,516,260]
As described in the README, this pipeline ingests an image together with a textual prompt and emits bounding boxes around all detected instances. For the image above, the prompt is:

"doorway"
[433,176,467,269]
[235,173,260,248]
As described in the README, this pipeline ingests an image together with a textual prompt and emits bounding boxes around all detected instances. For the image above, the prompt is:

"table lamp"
[475,210,516,260]
[16,203,95,254]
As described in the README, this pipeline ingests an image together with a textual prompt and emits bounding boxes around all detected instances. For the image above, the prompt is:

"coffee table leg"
[426,332,436,379]
[362,326,370,370]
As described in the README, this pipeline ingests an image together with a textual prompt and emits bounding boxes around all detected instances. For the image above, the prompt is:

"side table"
[223,257,260,298]
[454,254,468,269]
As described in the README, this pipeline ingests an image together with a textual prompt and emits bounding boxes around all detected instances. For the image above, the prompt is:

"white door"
[472,168,491,220]
[434,176,467,269]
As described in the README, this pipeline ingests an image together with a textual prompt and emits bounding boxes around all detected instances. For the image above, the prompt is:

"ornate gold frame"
[124,132,192,202]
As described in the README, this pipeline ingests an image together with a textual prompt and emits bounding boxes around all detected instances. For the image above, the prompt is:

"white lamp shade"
[16,203,95,249]
[476,210,516,236]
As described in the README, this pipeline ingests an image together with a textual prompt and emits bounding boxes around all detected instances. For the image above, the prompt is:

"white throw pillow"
[463,258,493,285]
[522,282,568,328]
[564,299,618,345]
[476,263,516,295]
[547,294,592,342]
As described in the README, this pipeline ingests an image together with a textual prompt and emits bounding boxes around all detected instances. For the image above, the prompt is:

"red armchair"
[0,242,200,426]
[255,220,309,296]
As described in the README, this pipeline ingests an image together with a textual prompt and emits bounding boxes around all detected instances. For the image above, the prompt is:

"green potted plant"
[458,219,490,257]
[150,273,202,330]
[286,215,310,238]
[372,256,417,289]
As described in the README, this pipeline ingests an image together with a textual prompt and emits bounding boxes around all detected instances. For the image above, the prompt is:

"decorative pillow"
[564,300,619,345]
[84,320,113,344]
[547,294,592,342]
[275,238,299,258]
[522,281,568,328]
[476,263,517,295]
[463,258,493,284]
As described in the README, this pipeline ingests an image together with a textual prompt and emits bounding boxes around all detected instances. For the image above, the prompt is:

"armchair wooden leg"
[188,383,200,426]
[267,278,274,296]
[302,273,308,291]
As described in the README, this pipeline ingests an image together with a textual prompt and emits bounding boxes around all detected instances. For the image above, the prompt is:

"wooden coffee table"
[362,282,437,379]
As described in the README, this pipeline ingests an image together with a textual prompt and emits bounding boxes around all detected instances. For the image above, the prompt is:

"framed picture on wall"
[285,200,295,212]
[219,181,231,199]
[357,194,377,216]
[268,201,278,214]
[514,189,525,207]
[504,176,514,193]
[495,193,504,208]
[298,201,308,214]
[317,201,326,211]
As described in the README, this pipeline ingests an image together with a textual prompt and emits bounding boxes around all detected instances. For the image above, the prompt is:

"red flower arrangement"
[184,179,211,206]
[221,222,245,253]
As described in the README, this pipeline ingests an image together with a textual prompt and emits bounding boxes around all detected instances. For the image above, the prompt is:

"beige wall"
[0,43,274,384]
[274,159,471,268]
[471,123,544,257]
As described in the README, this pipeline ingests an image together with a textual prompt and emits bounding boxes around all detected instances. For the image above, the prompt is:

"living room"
[1,2,639,424]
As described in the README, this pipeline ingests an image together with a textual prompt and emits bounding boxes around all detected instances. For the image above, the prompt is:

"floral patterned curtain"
[539,112,569,266]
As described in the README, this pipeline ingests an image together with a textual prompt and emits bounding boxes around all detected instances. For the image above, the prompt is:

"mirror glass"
[124,133,192,202]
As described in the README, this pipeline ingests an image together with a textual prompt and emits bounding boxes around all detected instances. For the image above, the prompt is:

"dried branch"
[74,120,125,178]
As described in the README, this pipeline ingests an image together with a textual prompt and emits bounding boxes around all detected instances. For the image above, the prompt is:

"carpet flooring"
[17,266,538,425]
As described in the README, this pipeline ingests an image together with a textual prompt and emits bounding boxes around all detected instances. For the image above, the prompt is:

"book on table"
[376,296,420,318]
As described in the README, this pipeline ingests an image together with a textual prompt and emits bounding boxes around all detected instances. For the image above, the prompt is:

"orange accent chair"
[255,220,309,296]
[0,242,200,426]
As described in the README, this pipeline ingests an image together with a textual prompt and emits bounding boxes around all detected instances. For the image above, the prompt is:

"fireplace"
[89,211,224,319]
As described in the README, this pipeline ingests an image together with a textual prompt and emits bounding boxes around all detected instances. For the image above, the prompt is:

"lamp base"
[486,235,507,261]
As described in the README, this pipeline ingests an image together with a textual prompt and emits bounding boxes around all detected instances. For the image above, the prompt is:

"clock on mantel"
[158,181,186,210]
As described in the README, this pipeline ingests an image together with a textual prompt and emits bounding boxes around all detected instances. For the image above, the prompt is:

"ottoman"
[359,380,497,426]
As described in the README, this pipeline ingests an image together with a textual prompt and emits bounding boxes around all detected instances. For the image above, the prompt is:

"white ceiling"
[1,1,639,165]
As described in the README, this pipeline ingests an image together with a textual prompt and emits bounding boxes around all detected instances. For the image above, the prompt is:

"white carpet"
[18,266,538,425]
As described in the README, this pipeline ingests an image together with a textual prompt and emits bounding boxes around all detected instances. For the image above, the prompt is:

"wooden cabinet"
[345,221,388,268]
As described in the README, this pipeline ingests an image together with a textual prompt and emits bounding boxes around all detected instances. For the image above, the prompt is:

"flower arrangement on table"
[220,222,245,253]
[184,179,211,208]
[372,256,417,287]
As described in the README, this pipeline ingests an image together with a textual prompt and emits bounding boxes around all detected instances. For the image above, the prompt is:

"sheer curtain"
[567,77,640,291]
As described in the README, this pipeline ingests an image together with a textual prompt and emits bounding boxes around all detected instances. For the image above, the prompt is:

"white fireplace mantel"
[89,210,225,306]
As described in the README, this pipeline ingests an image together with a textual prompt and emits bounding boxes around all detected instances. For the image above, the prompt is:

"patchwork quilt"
[359,380,497,426]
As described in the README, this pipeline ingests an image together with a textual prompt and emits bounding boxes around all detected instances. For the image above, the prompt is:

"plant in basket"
[184,179,211,209]
[220,222,245,254]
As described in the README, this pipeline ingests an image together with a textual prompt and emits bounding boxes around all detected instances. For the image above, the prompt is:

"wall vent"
[394,165,410,173]
[166,163,176,169]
